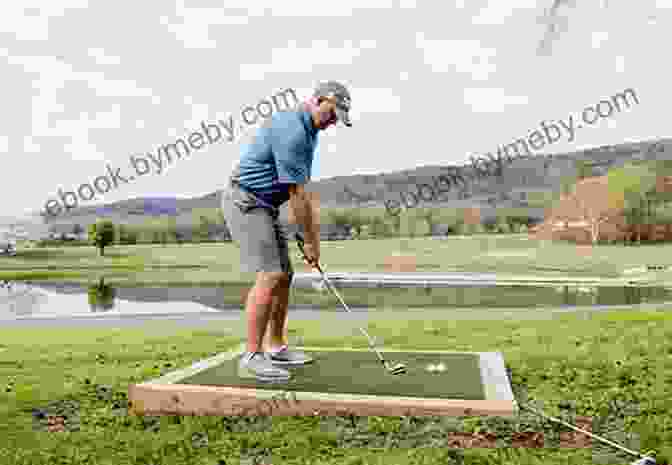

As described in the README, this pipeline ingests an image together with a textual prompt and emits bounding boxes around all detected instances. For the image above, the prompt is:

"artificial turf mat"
[178,350,486,400]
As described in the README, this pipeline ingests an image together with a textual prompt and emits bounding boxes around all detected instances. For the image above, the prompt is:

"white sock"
[268,345,286,355]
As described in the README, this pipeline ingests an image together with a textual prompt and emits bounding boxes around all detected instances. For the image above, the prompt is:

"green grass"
[2,236,672,286]
[1,309,671,464]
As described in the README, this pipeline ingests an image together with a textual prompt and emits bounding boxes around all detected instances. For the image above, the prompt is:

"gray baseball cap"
[313,81,352,127]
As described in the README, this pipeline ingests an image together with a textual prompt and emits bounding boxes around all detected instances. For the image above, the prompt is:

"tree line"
[36,158,672,255]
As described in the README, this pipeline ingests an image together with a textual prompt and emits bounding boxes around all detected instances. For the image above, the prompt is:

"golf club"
[295,232,406,375]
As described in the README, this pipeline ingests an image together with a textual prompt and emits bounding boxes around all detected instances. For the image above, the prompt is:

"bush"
[496,222,511,234]
[482,218,498,232]
[458,223,484,235]
[452,222,467,235]
[36,239,89,248]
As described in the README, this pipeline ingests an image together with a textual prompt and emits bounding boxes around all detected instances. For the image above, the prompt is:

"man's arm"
[271,115,319,247]
[288,184,320,247]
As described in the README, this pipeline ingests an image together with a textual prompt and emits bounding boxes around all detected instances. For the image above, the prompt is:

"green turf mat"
[179,350,485,400]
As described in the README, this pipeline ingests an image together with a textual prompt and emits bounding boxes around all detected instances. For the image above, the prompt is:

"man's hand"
[300,241,320,268]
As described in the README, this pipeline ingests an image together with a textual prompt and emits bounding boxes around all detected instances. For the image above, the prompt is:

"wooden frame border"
[128,344,518,418]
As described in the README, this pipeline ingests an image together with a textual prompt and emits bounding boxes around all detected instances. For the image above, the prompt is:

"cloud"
[214,0,394,17]
[462,87,529,113]
[0,1,88,42]
[238,40,369,79]
[351,88,401,114]
[87,48,122,65]
[591,30,610,49]
[416,35,498,81]
[161,3,250,50]
[7,54,154,162]
[471,0,538,25]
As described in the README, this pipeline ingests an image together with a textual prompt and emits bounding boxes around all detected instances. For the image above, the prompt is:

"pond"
[0,278,670,319]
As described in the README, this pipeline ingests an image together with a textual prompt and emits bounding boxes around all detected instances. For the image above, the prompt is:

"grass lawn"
[1,235,672,286]
[1,308,670,464]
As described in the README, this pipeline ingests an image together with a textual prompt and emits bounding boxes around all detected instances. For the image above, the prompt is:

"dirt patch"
[446,416,593,449]
[384,254,417,272]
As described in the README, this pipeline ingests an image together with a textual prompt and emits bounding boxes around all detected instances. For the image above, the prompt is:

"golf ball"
[426,364,437,372]
[435,363,446,372]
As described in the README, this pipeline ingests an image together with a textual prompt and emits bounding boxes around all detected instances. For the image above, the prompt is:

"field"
[1,235,672,287]
[0,236,671,464]
[1,309,671,464]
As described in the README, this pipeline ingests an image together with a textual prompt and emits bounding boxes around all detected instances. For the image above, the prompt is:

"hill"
[31,137,672,234]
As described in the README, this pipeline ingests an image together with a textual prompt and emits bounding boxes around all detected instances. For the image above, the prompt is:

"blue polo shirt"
[231,109,319,209]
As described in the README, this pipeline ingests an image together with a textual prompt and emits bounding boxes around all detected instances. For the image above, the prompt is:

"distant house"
[63,232,88,241]
[430,224,453,236]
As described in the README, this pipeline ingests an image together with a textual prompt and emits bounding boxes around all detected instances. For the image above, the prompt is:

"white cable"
[521,403,655,461]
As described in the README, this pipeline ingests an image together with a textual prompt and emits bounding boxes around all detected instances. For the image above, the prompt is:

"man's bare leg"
[263,275,291,352]
[246,272,285,353]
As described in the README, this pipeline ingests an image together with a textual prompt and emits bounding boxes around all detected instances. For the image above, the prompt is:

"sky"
[1,0,670,221]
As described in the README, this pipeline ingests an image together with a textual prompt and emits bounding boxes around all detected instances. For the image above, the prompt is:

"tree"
[386,211,402,237]
[496,219,511,234]
[123,227,138,245]
[560,176,574,197]
[327,209,351,231]
[87,277,116,312]
[216,209,226,225]
[88,220,115,256]
[368,215,393,238]
[575,159,594,180]
[197,215,211,243]
[399,209,430,238]
[566,182,620,244]
[608,161,659,243]
[116,224,125,245]
[135,225,153,244]
[417,208,439,235]
[482,217,498,233]
[343,209,366,239]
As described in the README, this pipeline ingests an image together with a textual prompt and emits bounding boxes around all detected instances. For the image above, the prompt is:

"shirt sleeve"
[272,119,312,185]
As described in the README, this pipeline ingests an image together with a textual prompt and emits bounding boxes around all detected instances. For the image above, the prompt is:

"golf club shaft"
[320,268,388,366]
[522,404,651,460]
[296,233,388,366]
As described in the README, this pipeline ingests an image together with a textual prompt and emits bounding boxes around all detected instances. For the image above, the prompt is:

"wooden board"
[128,344,518,418]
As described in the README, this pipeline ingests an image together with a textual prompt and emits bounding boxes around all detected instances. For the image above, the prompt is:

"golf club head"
[388,363,407,375]
[631,458,656,465]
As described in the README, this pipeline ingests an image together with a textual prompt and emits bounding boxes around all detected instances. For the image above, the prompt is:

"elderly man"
[222,81,352,381]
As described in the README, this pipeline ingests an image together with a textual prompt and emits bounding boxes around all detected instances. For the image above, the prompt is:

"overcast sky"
[1,0,669,221]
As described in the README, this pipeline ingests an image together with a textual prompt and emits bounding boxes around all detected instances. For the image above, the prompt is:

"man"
[222,81,352,381]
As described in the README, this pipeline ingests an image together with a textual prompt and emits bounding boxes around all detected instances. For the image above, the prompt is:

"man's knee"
[257,271,291,289]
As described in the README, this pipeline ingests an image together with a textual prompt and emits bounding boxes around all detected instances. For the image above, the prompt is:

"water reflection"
[88,277,116,312]
[0,278,670,319]
[0,279,222,318]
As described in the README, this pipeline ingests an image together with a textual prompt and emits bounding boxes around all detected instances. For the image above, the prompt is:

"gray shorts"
[221,184,293,275]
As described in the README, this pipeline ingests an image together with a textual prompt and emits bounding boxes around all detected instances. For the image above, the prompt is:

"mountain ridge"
[17,137,672,233]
